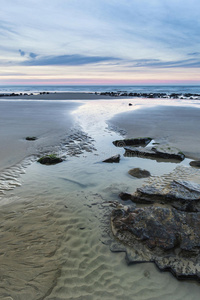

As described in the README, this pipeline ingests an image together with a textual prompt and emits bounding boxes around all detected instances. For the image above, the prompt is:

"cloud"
[19,49,25,56]
[187,52,200,56]
[128,58,200,69]
[21,54,119,66]
[29,52,38,59]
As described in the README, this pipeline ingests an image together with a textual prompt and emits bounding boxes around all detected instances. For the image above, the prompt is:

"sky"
[1,0,200,85]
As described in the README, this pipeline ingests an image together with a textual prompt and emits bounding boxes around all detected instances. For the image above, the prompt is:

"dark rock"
[38,154,63,165]
[26,136,37,141]
[113,137,152,147]
[130,179,200,212]
[111,205,200,281]
[119,192,132,201]
[128,168,151,178]
[103,154,120,163]
[125,145,185,161]
[190,160,200,168]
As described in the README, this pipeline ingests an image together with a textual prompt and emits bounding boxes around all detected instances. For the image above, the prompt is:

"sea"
[1,84,200,94]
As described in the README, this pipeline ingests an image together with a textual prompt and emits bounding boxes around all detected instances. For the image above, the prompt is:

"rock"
[128,168,151,178]
[113,137,152,147]
[128,103,132,106]
[190,160,200,168]
[130,179,200,212]
[125,145,185,161]
[38,154,63,165]
[119,192,132,201]
[103,154,120,163]
[26,136,37,141]
[111,205,200,281]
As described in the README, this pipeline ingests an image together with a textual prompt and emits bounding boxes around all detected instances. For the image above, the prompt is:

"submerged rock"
[111,205,200,280]
[38,154,63,165]
[103,154,120,163]
[128,168,151,178]
[113,137,152,147]
[125,145,185,161]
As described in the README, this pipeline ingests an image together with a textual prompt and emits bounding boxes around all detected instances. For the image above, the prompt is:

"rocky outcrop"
[125,145,185,161]
[130,179,200,212]
[113,137,152,147]
[98,91,200,100]
[111,205,200,280]
[103,154,120,163]
[128,168,151,178]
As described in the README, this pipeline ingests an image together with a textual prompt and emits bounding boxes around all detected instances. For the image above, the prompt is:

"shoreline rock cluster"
[97,91,200,99]
[0,92,50,97]
[108,136,200,281]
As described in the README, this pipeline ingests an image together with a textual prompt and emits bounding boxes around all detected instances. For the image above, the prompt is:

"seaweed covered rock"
[111,205,200,280]
[38,154,63,165]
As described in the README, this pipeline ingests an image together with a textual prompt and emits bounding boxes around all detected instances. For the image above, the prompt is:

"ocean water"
[1,84,200,94]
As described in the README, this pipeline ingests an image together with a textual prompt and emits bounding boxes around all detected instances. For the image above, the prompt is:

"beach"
[110,104,200,160]
[0,92,200,300]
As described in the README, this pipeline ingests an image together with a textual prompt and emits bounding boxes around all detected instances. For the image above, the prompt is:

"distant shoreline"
[1,90,200,100]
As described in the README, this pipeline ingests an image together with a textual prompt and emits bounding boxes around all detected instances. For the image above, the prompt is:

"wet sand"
[8,92,114,100]
[1,95,200,299]
[110,105,200,159]
[0,100,81,171]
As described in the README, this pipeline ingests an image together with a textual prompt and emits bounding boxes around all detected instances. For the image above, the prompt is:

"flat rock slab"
[125,145,185,161]
[113,137,152,147]
[131,179,200,212]
[128,168,151,178]
[111,205,200,281]
[103,154,120,163]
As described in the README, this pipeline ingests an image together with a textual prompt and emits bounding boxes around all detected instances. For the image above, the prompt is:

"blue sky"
[1,0,200,85]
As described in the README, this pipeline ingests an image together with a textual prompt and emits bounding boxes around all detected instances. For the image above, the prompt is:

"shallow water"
[1,98,200,299]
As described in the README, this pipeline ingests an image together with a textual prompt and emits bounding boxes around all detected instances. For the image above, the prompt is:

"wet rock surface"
[111,166,200,281]
[111,205,200,280]
[103,154,120,163]
[38,154,63,165]
[26,136,37,141]
[190,160,200,168]
[131,179,200,212]
[125,145,185,161]
[113,137,152,147]
[128,168,151,178]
